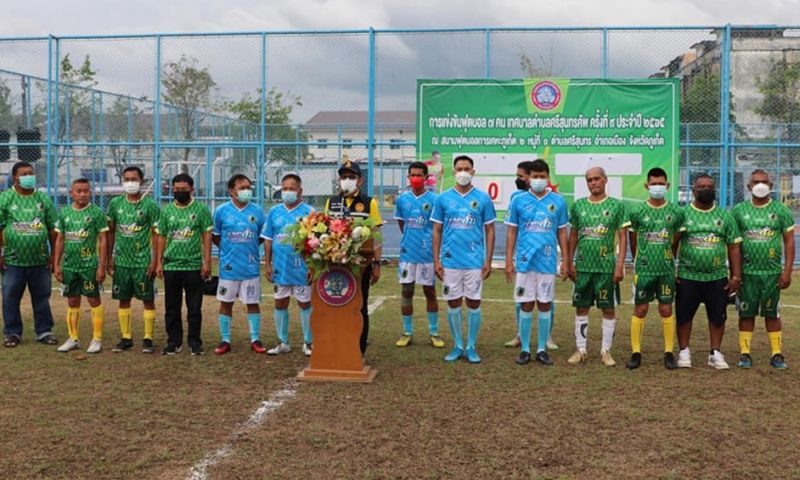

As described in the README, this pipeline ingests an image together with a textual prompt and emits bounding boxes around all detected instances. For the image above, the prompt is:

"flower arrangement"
[283,211,381,279]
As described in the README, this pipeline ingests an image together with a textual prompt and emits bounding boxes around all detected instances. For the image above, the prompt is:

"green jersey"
[156,200,212,271]
[629,201,684,276]
[731,199,794,275]
[569,196,630,273]
[55,203,109,272]
[107,195,160,268]
[0,188,57,267]
[677,204,741,281]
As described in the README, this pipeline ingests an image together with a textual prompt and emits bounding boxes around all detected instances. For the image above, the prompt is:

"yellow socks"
[66,307,80,340]
[630,316,645,353]
[768,331,782,356]
[662,315,676,353]
[118,308,132,340]
[739,331,753,355]
[91,305,104,341]
[143,309,156,340]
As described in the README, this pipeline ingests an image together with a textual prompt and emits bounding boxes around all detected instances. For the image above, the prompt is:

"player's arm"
[0,226,5,271]
[504,224,517,283]
[201,230,212,280]
[96,230,108,285]
[155,234,166,279]
[780,228,795,289]
[567,227,578,281]
[483,220,495,280]
[212,234,221,247]
[52,231,65,283]
[614,227,628,283]
[48,228,57,272]
[628,230,637,261]
[397,220,404,233]
[432,221,443,280]
[726,241,742,293]
[106,219,116,275]
[557,226,569,280]
[263,238,274,282]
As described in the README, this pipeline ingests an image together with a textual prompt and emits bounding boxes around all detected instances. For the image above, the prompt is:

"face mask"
[340,178,358,195]
[173,191,191,204]
[515,178,529,191]
[751,183,770,199]
[236,189,253,203]
[454,171,472,187]
[122,181,140,195]
[409,177,425,190]
[282,190,298,204]
[648,185,667,200]
[530,178,548,193]
[19,175,35,190]
[696,188,715,204]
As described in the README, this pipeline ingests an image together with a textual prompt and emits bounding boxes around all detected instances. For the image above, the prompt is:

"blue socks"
[427,311,439,336]
[402,315,413,335]
[247,313,261,343]
[274,308,289,344]
[300,306,312,344]
[447,307,464,350]
[515,303,522,336]
[519,310,533,353]
[467,307,481,350]
[219,314,232,343]
[538,310,552,353]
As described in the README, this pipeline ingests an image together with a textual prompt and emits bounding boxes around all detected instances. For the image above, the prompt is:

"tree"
[755,58,800,167]
[0,78,13,130]
[518,47,560,77]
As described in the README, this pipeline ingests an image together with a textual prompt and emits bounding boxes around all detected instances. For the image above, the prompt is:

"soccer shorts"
[274,284,311,303]
[738,273,781,319]
[514,272,556,304]
[62,269,102,298]
[572,271,616,309]
[112,265,155,301]
[217,277,262,304]
[676,277,729,326]
[442,268,482,301]
[397,261,435,286]
[633,273,675,305]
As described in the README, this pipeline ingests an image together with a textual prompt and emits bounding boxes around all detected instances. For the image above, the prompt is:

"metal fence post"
[719,24,732,207]
[485,28,492,78]
[154,35,162,203]
[602,28,609,78]
[259,32,267,204]
[367,27,376,197]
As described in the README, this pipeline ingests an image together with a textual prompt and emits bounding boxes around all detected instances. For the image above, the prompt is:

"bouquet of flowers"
[283,211,381,279]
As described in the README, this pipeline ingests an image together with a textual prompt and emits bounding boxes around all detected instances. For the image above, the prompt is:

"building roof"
[305,111,415,126]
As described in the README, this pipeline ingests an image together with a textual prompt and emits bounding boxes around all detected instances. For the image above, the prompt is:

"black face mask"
[515,178,529,191]
[695,188,715,204]
[174,191,191,204]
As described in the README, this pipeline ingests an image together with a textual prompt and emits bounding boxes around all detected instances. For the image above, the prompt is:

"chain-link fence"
[0,26,798,257]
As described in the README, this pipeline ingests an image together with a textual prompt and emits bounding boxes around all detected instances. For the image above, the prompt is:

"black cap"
[338,159,362,177]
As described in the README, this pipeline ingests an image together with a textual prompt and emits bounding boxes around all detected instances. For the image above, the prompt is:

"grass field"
[2,266,800,479]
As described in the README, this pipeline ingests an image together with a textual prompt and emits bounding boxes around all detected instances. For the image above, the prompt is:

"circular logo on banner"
[531,81,561,110]
[317,267,358,307]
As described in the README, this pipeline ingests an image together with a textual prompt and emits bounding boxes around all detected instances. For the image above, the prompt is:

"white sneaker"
[707,350,730,370]
[546,337,559,351]
[57,338,80,352]
[267,343,292,355]
[86,339,102,354]
[302,343,312,357]
[677,348,692,368]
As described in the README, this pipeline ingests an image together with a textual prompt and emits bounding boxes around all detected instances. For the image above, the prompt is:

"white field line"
[367,296,386,314]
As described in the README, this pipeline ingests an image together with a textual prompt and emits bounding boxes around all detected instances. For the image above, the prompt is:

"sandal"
[37,334,58,346]
[4,335,20,348]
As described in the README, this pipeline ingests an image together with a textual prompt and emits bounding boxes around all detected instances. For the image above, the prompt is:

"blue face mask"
[282,190,298,204]
[237,189,253,203]
[19,175,36,190]
[530,178,548,193]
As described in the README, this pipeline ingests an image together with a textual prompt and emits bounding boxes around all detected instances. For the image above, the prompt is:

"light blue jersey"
[393,190,437,263]
[505,190,568,274]
[213,201,266,280]
[430,187,497,270]
[503,189,526,222]
[263,202,315,286]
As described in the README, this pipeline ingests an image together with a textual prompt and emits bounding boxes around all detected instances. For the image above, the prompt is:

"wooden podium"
[297,241,377,383]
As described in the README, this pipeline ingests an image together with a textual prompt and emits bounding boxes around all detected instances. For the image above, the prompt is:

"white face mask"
[454,171,472,187]
[648,185,667,200]
[530,178,548,193]
[340,178,358,195]
[751,182,771,199]
[122,181,140,195]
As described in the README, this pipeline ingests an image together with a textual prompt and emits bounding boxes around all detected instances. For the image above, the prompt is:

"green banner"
[416,78,680,210]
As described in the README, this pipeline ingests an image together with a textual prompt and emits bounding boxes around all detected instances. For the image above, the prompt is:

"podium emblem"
[317,267,357,306]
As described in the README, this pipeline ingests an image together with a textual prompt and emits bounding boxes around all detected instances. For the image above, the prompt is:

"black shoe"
[626,352,642,370]
[37,333,58,345]
[664,352,677,370]
[113,338,135,352]
[141,339,155,354]
[516,351,531,365]
[190,344,205,356]
[535,350,554,365]
[162,344,182,355]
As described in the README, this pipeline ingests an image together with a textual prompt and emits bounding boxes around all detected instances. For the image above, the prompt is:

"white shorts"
[442,268,483,301]
[217,277,261,304]
[397,261,435,286]
[514,272,556,303]
[274,284,311,303]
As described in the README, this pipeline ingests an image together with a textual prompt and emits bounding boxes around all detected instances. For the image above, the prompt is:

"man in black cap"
[324,157,383,354]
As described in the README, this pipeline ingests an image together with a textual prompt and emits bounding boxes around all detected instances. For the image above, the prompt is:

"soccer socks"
[601,318,616,352]
[118,307,132,340]
[300,306,313,344]
[274,308,290,344]
[519,310,533,353]
[739,330,753,355]
[143,309,156,340]
[768,331,782,356]
[447,307,464,350]
[219,314,232,343]
[662,315,676,352]
[575,315,589,352]
[247,313,261,343]
[427,311,439,336]
[91,305,104,341]
[402,315,414,335]
[66,307,80,340]
[537,310,552,353]
[631,315,645,354]
[515,303,522,336]
[467,308,481,350]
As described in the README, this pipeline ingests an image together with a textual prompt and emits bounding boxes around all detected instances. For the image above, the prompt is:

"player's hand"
[504,263,514,283]
[265,264,274,283]
[558,262,568,281]
[566,263,577,282]
[54,266,63,283]
[47,254,55,272]
[201,262,211,281]
[96,266,106,285]
[370,263,381,286]
[434,262,444,281]
[613,265,624,283]
[155,263,164,279]
[779,271,792,290]
[107,258,115,277]
[0,256,5,271]
[481,261,492,280]
[146,260,157,280]
[726,276,741,295]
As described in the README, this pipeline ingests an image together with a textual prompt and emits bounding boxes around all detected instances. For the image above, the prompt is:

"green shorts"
[112,265,156,301]
[738,273,780,319]
[633,273,675,305]
[62,269,101,298]
[572,271,618,309]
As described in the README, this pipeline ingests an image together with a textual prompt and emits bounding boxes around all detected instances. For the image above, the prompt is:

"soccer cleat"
[626,352,642,370]
[112,338,134,353]
[707,350,730,370]
[664,352,678,370]
[190,344,205,356]
[86,339,102,354]
[770,353,788,370]
[535,351,554,366]
[57,338,80,353]
[465,348,481,364]
[142,339,155,354]
[214,341,231,355]
[161,344,182,355]
[429,335,445,348]
[546,337,559,351]
[516,351,531,365]
[251,340,266,354]
[444,347,464,362]
[677,348,692,368]
[601,350,616,367]
[267,343,292,355]
[395,334,412,347]
[567,350,588,365]
[737,353,753,369]
[302,343,313,357]
[504,336,521,348]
